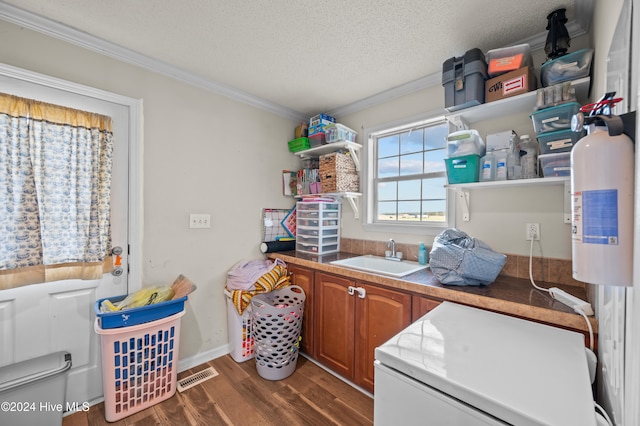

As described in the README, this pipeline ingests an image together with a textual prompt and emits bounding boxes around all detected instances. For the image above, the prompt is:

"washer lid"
[375,302,596,426]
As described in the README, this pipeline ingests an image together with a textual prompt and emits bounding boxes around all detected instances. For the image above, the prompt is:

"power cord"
[528,238,594,351]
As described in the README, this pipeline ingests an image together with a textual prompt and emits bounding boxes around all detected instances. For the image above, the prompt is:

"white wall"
[0,21,300,362]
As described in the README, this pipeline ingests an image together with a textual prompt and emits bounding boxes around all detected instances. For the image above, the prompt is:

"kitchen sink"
[330,255,428,278]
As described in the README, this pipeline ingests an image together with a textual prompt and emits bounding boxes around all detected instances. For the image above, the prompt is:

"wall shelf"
[445,77,591,126]
[293,141,362,171]
[446,176,571,223]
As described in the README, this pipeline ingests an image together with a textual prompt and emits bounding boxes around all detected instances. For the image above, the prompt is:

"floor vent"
[177,366,219,392]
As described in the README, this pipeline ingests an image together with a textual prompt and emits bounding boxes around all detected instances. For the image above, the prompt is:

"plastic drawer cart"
[0,351,72,426]
[94,311,184,422]
[251,286,306,380]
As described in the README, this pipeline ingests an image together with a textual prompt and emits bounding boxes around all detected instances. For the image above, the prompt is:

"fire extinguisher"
[570,93,634,286]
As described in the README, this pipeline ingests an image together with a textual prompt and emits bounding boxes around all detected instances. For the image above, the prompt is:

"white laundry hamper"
[250,285,305,380]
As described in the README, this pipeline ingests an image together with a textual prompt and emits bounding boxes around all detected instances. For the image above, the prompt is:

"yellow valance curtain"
[0,93,114,290]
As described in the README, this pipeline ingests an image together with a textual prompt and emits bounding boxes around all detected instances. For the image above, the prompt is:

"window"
[366,117,454,232]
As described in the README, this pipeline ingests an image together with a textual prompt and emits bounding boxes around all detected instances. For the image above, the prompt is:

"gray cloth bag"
[429,228,507,286]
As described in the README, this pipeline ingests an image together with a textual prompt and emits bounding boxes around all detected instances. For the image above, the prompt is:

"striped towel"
[227,263,291,315]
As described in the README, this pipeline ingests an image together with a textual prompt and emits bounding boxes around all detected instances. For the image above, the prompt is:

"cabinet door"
[315,272,356,380]
[356,282,411,393]
[412,295,443,322]
[288,265,314,357]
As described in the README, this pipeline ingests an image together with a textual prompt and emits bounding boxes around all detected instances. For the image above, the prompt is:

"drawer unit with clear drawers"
[296,201,341,255]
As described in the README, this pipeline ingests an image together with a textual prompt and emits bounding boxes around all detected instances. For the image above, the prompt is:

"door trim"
[0,62,143,291]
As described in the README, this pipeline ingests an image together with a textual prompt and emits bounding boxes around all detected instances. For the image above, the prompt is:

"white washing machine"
[374,302,596,426]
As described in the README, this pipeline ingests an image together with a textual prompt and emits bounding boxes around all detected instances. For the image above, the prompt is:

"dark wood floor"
[62,355,374,425]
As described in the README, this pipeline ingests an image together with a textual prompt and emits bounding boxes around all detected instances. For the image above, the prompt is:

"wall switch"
[189,213,211,228]
[526,223,540,241]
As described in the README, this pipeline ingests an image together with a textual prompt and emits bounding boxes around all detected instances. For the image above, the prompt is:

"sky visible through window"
[375,122,448,222]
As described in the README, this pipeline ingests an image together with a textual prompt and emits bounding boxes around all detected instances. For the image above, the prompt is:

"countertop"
[267,251,598,335]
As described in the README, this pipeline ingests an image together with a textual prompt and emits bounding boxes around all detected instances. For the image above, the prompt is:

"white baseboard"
[178,344,230,372]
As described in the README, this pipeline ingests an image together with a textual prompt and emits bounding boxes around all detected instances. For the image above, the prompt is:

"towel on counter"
[226,259,291,315]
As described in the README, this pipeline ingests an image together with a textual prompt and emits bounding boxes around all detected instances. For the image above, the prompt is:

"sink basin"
[330,255,428,278]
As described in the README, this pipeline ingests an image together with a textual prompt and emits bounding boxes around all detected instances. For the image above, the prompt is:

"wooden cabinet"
[288,264,315,357]
[412,295,443,322]
[314,271,411,393]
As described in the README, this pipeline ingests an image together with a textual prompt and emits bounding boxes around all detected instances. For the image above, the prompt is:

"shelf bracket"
[345,194,360,219]
[347,146,360,171]
[458,190,470,222]
[564,179,572,224]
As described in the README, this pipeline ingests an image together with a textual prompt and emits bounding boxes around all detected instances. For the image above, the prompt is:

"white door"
[0,65,141,406]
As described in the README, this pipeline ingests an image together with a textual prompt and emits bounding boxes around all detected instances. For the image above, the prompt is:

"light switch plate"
[189,213,211,228]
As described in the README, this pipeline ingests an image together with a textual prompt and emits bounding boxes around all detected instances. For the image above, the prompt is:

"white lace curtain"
[0,93,114,289]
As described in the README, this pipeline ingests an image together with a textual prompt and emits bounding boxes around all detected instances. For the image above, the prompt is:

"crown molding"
[0,2,307,122]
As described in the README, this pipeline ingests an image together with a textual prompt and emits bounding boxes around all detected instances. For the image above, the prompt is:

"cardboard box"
[485,67,536,103]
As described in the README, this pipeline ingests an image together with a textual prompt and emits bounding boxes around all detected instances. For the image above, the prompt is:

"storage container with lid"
[447,129,485,157]
[486,43,532,77]
[536,128,585,154]
[324,123,357,143]
[539,152,571,177]
[530,102,581,134]
[541,48,594,87]
[442,48,488,111]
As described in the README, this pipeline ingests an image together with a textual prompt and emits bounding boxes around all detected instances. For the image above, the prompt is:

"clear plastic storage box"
[486,43,532,77]
[541,48,594,87]
[536,128,584,154]
[447,129,485,157]
[539,152,571,177]
[530,102,581,134]
[324,123,357,143]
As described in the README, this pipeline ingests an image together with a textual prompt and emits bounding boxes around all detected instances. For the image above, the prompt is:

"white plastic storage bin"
[296,201,341,255]
[0,352,72,426]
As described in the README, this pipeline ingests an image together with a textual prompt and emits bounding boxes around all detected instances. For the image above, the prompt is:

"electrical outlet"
[189,213,211,228]
[526,223,540,241]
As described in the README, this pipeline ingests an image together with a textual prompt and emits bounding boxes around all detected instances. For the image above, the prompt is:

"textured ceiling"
[0,1,591,118]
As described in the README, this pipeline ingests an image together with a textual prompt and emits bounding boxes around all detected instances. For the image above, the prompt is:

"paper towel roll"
[260,241,296,253]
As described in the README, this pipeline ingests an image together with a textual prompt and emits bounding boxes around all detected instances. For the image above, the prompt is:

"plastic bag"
[100,286,174,312]
[429,228,506,286]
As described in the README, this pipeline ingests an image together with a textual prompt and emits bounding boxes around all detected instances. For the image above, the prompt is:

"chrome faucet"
[386,239,401,261]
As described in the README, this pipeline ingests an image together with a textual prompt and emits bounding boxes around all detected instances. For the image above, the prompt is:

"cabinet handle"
[356,287,366,299]
[348,286,356,296]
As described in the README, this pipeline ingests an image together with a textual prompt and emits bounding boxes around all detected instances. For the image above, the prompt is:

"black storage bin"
[442,48,488,111]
